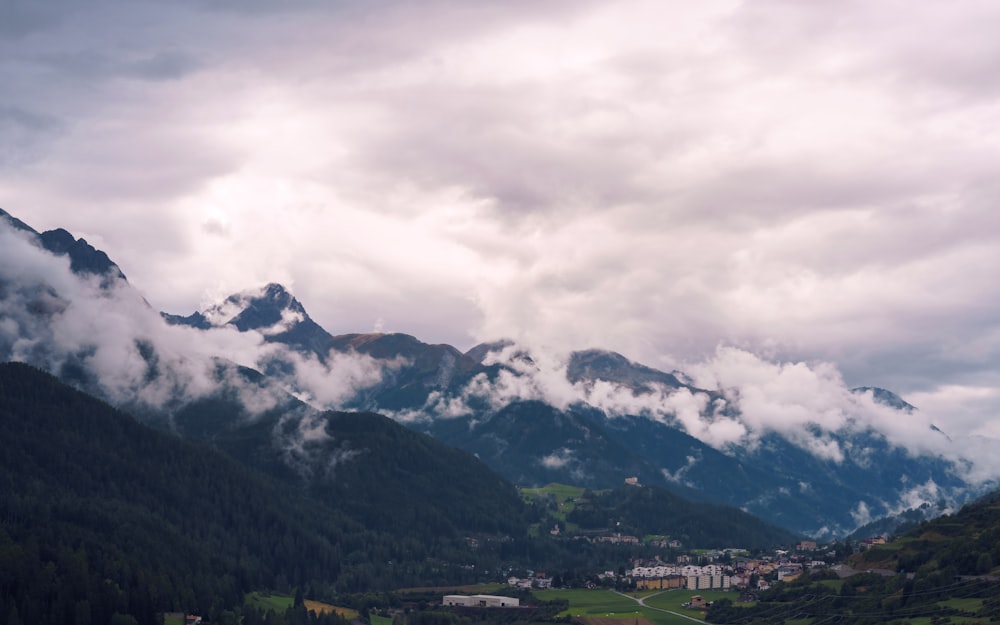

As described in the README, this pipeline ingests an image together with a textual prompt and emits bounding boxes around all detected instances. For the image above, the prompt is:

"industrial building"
[442,595,520,608]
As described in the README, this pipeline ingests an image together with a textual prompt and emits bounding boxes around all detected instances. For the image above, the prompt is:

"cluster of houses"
[507,572,554,589]
[499,536,886,597]
[624,541,843,592]
[630,564,734,591]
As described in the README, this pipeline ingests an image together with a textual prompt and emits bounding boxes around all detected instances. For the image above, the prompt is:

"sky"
[2,0,999,438]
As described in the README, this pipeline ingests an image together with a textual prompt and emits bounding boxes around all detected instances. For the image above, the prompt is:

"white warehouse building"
[443,595,520,608]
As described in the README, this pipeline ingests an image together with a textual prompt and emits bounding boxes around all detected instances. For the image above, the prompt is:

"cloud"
[2,0,999,469]
[277,411,364,479]
[274,348,395,409]
[0,220,390,419]
[662,454,699,487]
[540,448,574,469]
[0,106,64,168]
[851,501,873,527]
[385,339,1000,488]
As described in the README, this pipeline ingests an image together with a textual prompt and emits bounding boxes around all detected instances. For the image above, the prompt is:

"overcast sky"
[2,0,999,431]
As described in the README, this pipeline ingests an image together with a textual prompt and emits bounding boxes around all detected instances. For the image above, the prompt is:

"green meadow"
[536,588,718,625]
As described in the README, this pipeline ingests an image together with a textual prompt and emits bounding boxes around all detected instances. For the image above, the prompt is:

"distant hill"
[855,488,1000,575]
[566,484,801,549]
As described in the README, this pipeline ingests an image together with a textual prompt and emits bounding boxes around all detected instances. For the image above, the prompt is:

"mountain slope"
[147,279,996,536]
[0,362,803,625]
[426,400,668,490]
[0,362,363,624]
[707,490,1000,625]
[567,485,801,549]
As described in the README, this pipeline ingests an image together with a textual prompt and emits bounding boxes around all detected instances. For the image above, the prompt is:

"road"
[612,590,706,624]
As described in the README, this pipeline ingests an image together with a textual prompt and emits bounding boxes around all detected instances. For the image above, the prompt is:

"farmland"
[245,591,359,619]
[536,587,727,625]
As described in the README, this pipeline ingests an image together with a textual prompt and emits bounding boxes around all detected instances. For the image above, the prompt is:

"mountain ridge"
[0,208,989,537]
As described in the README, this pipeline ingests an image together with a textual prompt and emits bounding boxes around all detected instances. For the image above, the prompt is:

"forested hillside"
[0,361,810,625]
[706,491,1000,625]
[0,363,522,624]
[567,485,801,548]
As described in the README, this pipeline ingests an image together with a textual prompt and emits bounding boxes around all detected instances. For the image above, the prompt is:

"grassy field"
[163,615,184,625]
[536,588,714,625]
[814,579,845,592]
[641,589,733,612]
[245,591,359,619]
[522,483,591,535]
[939,598,985,613]
[522,484,587,520]
[908,617,988,625]
[370,615,393,625]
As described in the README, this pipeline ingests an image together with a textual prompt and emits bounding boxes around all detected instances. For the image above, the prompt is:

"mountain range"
[0,208,988,537]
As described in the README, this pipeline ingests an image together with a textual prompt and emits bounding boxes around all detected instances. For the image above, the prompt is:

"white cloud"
[2,0,1000,474]
[851,501,873,527]
[540,448,574,469]
[0,221,391,418]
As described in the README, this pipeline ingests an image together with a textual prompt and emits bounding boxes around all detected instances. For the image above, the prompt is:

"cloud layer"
[2,0,999,441]
[0,223,390,418]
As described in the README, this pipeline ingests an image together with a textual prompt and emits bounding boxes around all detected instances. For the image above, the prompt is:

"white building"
[443,595,520,608]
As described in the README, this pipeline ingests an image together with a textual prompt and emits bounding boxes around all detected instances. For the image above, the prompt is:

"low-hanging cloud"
[384,339,1000,487]
[0,221,390,420]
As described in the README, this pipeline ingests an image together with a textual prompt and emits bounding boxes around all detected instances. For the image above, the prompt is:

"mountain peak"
[258,282,294,302]
[465,339,516,363]
[201,282,306,332]
[163,283,338,357]
[567,348,683,390]
[1,209,127,284]
[851,386,916,412]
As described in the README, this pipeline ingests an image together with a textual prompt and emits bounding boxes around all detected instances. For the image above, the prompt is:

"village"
[503,534,891,595]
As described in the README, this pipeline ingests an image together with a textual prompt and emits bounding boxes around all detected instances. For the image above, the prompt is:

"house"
[688,595,708,609]
[796,540,817,551]
[776,566,803,582]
